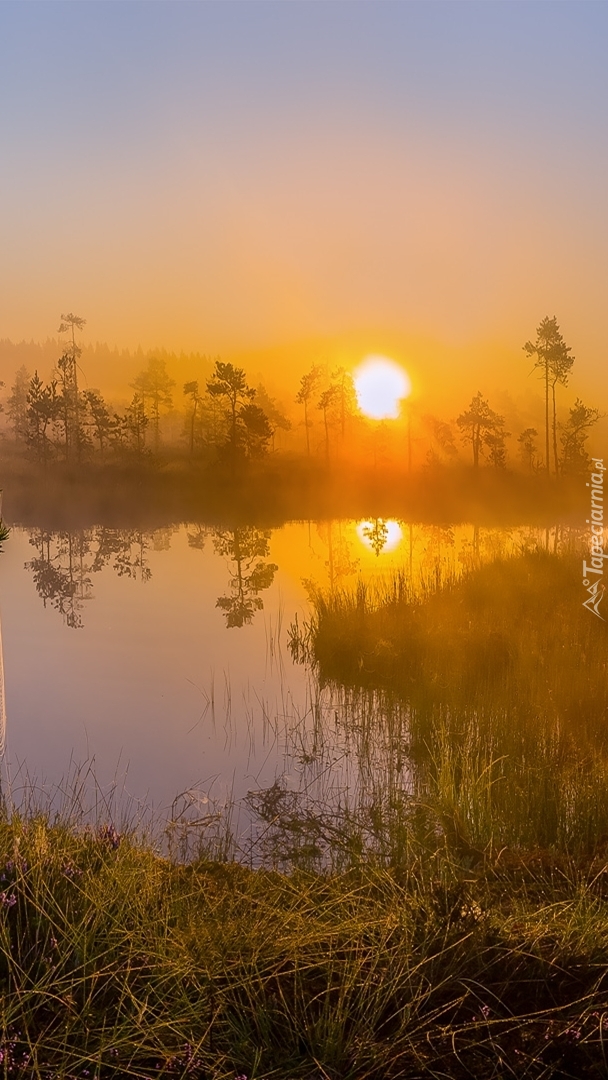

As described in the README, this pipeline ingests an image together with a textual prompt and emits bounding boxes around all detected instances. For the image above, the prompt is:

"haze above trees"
[0,314,602,480]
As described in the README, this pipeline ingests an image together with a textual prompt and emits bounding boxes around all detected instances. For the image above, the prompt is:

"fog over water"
[0,516,568,828]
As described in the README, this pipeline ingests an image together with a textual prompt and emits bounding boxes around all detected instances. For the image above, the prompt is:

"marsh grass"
[290,550,608,858]
[3,802,608,1078]
[3,550,608,1076]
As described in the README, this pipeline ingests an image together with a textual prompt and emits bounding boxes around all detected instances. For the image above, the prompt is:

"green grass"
[3,812,608,1078]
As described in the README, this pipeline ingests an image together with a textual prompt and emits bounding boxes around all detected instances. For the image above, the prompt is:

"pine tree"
[524,316,574,476]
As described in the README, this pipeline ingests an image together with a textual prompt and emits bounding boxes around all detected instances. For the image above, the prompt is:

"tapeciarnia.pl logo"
[582,458,606,619]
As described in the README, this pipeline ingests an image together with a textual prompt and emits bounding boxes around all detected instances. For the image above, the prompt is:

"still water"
[0,519,557,830]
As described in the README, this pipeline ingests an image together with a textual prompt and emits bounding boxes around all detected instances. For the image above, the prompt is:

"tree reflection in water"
[26,531,93,629]
[92,528,154,581]
[210,526,278,628]
[316,521,359,588]
[25,528,155,627]
[361,518,390,557]
[25,523,279,631]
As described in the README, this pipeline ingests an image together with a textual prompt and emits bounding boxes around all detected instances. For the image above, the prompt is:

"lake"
[0,518,566,842]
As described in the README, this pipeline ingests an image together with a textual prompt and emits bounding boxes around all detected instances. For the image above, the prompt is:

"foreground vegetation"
[3,549,608,1077]
[3,809,608,1078]
[291,550,608,857]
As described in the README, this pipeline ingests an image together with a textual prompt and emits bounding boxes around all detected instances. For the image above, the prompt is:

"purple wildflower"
[61,861,83,879]
[0,892,17,908]
[98,824,121,849]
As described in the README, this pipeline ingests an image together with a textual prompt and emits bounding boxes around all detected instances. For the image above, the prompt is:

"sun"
[353,356,411,420]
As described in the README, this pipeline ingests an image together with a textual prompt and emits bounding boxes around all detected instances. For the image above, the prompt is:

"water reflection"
[210,526,278,628]
[22,520,584,633]
[93,528,155,581]
[25,527,157,627]
[26,531,93,629]
[314,521,359,588]
[3,516,593,843]
[357,518,402,556]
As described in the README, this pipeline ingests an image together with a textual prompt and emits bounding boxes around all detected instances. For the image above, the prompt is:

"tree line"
[454,317,601,476]
[1,312,602,476]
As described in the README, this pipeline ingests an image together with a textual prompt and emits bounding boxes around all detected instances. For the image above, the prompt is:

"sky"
[1,0,607,399]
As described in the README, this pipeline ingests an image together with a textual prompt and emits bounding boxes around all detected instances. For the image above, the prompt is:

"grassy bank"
[290,551,608,858]
[3,552,608,1077]
[2,813,608,1078]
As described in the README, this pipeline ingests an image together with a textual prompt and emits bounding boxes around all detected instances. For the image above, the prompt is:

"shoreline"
[0,457,587,531]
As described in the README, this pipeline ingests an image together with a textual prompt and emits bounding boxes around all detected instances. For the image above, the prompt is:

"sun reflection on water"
[356,519,403,555]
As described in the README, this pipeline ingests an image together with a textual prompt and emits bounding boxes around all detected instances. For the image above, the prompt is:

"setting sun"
[353,356,411,419]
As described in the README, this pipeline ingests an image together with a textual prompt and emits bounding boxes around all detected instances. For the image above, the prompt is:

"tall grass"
[290,550,608,859]
[2,805,608,1077]
[3,549,608,1076]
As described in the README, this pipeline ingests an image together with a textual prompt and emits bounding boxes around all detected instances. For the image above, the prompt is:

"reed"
[1,805,608,1078]
[1,550,607,1075]
[291,551,608,858]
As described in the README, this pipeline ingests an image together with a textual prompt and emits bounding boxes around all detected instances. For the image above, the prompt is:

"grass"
[289,548,608,855]
[3,810,608,1078]
[294,549,605,717]
[3,547,608,1076]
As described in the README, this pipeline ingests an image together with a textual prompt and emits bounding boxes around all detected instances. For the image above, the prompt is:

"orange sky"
[1,3,607,404]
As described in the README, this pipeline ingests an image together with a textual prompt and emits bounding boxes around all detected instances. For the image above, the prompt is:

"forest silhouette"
[0,314,601,529]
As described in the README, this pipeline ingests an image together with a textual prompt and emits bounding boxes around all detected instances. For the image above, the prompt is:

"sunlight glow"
[356,520,403,555]
[353,356,411,420]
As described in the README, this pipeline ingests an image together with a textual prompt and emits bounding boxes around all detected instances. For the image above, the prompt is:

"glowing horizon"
[1,3,607,397]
